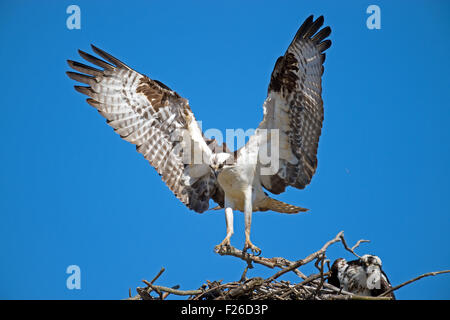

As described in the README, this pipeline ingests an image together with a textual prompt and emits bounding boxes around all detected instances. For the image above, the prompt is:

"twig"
[240,266,249,282]
[162,285,180,300]
[340,234,370,259]
[223,277,264,299]
[191,282,239,300]
[379,270,450,297]
[128,267,166,300]
[142,280,203,296]
[321,294,393,300]
[215,244,310,281]
[313,254,327,298]
[149,267,165,284]
[215,245,286,269]
[279,271,331,299]
[351,239,370,251]
[267,231,344,281]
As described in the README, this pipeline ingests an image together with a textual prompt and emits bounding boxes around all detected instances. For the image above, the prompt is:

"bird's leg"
[243,188,261,255]
[214,205,234,252]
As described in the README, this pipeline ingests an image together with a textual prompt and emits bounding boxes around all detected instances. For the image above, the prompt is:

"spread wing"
[67,45,217,213]
[256,15,331,194]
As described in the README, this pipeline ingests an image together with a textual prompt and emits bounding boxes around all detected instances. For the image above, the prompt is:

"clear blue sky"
[1,0,449,299]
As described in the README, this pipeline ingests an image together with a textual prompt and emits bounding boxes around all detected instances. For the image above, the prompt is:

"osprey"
[328,255,396,299]
[66,15,331,254]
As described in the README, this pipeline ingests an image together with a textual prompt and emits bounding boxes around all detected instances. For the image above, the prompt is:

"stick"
[340,235,370,259]
[191,282,240,300]
[149,267,165,284]
[379,270,450,297]
[224,277,264,299]
[267,231,344,281]
[215,245,286,269]
[142,280,203,296]
[127,267,166,300]
[322,294,393,300]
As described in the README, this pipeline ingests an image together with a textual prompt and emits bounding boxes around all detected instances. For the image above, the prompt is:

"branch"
[142,280,203,296]
[215,245,288,269]
[379,270,450,297]
[267,231,343,281]
[223,277,264,299]
[128,267,166,300]
[340,235,370,259]
[321,294,393,300]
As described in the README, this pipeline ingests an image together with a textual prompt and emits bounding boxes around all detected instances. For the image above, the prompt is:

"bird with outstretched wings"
[66,15,331,254]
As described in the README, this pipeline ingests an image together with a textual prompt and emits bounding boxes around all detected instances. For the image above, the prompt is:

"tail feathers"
[208,199,309,214]
[262,198,309,214]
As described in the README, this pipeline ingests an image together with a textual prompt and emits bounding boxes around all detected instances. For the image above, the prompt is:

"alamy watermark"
[366,5,381,30]
[66,265,81,290]
[66,5,81,30]
[176,121,281,176]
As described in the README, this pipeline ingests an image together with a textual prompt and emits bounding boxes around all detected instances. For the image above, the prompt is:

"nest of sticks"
[127,231,449,300]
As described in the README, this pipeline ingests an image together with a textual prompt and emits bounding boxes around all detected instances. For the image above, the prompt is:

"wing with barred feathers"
[67,45,217,213]
[254,15,331,194]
